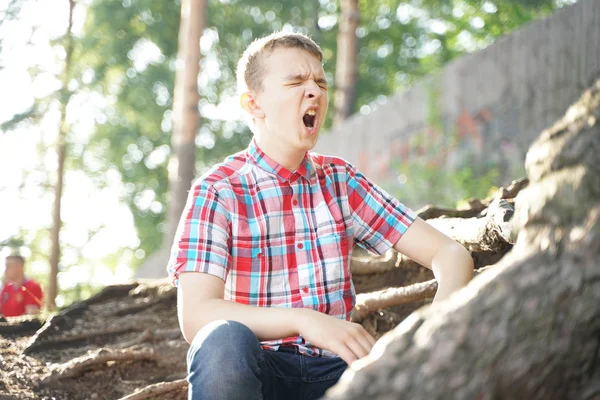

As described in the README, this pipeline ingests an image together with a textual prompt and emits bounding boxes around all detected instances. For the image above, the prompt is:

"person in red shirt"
[0,255,43,317]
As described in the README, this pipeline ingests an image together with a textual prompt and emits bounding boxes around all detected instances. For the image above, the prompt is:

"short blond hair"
[236,31,323,95]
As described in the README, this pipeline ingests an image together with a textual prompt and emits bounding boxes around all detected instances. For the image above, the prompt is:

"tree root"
[427,198,515,252]
[0,317,42,335]
[352,267,491,323]
[38,348,159,387]
[23,326,138,354]
[117,328,183,349]
[117,378,187,400]
[21,303,89,354]
[83,283,140,306]
[352,280,437,323]
[113,287,176,317]
[351,199,515,276]
[117,329,155,348]
[416,177,527,220]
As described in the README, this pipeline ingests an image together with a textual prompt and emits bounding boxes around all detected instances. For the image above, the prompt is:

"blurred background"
[0,0,582,309]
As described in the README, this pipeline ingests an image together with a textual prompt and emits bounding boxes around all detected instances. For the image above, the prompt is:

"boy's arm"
[393,217,474,303]
[177,272,376,365]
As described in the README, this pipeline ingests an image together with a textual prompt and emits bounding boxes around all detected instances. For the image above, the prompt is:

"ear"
[240,92,266,120]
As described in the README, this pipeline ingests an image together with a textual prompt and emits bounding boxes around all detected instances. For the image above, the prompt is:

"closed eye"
[285,82,328,91]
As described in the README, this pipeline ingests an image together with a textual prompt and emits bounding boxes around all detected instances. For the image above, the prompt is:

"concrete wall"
[315,0,600,186]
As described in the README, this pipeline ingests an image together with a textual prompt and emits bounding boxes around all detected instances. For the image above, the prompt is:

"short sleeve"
[166,180,232,286]
[346,162,416,255]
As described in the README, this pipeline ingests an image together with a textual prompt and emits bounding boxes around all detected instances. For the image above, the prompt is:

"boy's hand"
[295,309,376,365]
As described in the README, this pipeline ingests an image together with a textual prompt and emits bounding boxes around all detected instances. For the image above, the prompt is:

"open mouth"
[302,109,317,129]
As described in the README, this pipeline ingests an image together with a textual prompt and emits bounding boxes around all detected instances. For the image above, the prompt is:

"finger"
[346,336,370,360]
[354,330,375,355]
[350,324,376,352]
[332,343,358,366]
[363,329,377,347]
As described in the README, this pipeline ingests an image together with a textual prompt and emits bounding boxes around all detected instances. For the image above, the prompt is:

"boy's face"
[248,47,328,157]
[4,259,23,283]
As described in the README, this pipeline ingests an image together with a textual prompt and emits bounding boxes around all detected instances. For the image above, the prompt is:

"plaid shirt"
[168,139,416,357]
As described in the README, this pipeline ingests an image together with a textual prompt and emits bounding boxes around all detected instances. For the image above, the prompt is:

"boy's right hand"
[295,308,376,365]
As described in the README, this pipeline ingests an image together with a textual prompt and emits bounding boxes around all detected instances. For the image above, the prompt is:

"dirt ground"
[0,278,424,400]
[0,281,188,399]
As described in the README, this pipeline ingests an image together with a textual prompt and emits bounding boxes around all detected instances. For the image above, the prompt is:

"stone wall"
[315,0,600,190]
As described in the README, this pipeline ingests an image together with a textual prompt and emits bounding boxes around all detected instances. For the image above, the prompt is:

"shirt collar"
[247,138,315,183]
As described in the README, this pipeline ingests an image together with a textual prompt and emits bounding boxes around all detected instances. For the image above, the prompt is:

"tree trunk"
[48,0,76,311]
[324,79,600,400]
[136,0,206,278]
[333,0,359,127]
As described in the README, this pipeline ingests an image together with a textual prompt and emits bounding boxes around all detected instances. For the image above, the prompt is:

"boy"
[1,255,43,317]
[167,31,473,400]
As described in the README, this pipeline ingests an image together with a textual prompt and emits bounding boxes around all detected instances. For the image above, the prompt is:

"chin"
[299,133,319,149]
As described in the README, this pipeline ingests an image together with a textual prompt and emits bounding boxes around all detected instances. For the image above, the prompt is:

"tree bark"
[48,0,76,310]
[136,0,206,278]
[333,0,359,127]
[323,79,600,400]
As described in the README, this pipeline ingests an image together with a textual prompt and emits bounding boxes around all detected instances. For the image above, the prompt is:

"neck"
[10,277,24,287]
[254,134,306,171]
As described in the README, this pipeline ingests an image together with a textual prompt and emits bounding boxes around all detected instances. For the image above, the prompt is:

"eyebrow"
[284,73,328,86]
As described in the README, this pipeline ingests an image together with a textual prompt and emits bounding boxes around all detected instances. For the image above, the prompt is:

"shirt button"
[292,199,298,206]
[302,287,309,293]
[297,243,303,249]
[257,252,263,258]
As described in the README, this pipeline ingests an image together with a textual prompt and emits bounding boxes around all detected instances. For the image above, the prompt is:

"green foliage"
[390,155,500,210]
[1,0,572,296]
[77,0,567,268]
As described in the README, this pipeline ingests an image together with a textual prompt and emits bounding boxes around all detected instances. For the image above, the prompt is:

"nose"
[305,80,322,100]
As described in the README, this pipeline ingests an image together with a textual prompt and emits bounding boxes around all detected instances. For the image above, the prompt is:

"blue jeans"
[187,320,348,400]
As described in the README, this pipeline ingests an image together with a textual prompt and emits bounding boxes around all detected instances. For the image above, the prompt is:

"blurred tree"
[0,0,134,307]
[48,0,76,311]
[9,0,565,282]
[137,0,207,277]
[333,0,359,127]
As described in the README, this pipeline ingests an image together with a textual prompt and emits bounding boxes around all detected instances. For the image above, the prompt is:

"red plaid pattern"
[168,139,416,356]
